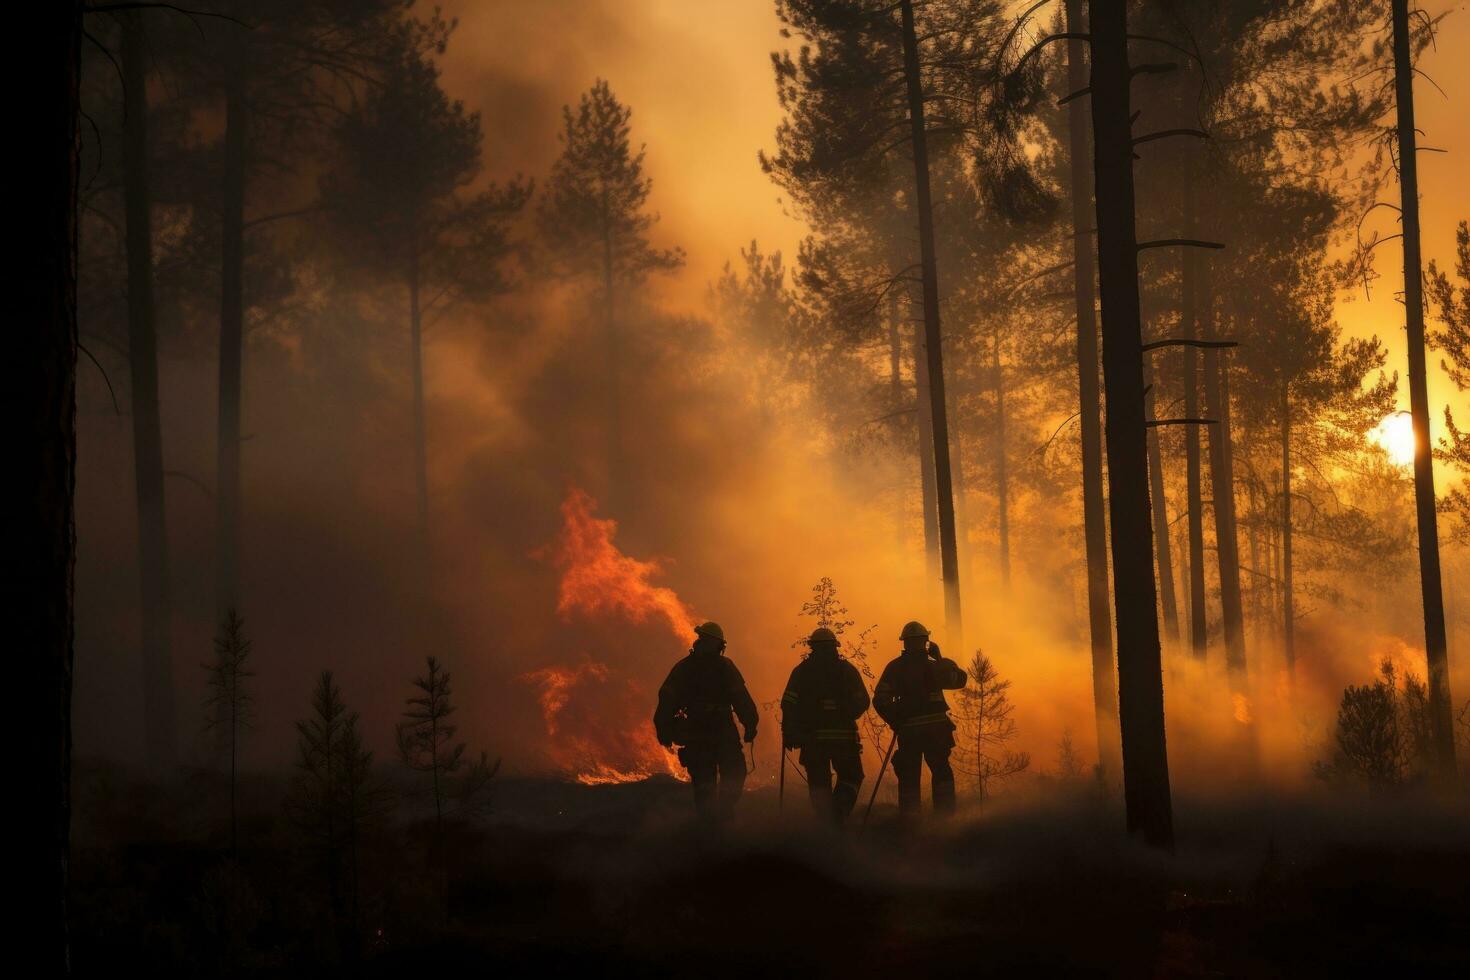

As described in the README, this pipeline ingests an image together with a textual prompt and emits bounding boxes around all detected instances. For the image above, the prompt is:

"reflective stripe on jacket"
[780,652,870,746]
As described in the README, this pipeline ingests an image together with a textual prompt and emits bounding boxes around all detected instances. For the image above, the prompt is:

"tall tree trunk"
[913,318,940,581]
[1181,173,1207,659]
[889,302,906,549]
[1247,476,1261,643]
[1204,331,1246,677]
[409,254,429,552]
[26,2,80,967]
[122,11,176,768]
[1065,0,1120,780]
[1279,383,1294,672]
[216,38,247,615]
[992,332,1011,587]
[1391,0,1457,779]
[602,199,625,519]
[1144,360,1181,642]
[900,0,963,642]
[1089,0,1173,848]
[948,381,974,586]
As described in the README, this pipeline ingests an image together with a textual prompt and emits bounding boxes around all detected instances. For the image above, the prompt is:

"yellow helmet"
[899,620,930,641]
[694,621,726,643]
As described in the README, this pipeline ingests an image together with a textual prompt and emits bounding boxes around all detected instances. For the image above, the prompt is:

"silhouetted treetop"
[537,79,683,282]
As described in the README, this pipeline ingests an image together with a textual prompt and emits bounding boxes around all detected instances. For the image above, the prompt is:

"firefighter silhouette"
[873,621,967,817]
[780,627,870,825]
[653,621,758,821]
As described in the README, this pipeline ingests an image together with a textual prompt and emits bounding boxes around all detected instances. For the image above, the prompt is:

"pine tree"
[953,651,1029,805]
[287,671,352,930]
[189,0,401,614]
[538,79,683,517]
[323,27,529,553]
[286,671,390,956]
[1388,0,1456,783]
[118,9,177,769]
[203,608,254,856]
[397,656,467,829]
[1427,221,1470,539]
[1234,256,1396,670]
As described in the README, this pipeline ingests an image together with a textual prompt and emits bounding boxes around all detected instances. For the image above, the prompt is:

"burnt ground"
[69,763,1470,978]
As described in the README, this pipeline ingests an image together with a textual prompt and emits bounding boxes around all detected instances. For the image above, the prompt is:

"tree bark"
[913,317,940,582]
[1065,0,1120,780]
[1090,0,1174,848]
[900,0,963,644]
[889,301,906,550]
[1203,297,1246,678]
[1280,382,1294,672]
[1144,360,1181,643]
[25,1,80,967]
[216,36,247,615]
[122,10,176,769]
[1391,0,1457,779]
[1181,172,1207,659]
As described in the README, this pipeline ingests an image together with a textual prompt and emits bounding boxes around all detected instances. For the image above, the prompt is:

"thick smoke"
[71,0,1469,800]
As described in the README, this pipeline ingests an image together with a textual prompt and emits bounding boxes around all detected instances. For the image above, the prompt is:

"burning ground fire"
[520,489,691,784]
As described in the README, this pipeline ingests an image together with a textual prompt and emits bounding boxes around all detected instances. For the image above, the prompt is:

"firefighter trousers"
[800,741,864,825]
[892,726,956,815]
[678,732,746,820]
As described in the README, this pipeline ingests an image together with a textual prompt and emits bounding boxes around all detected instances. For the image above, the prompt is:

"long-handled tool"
[861,731,898,827]
[778,744,786,809]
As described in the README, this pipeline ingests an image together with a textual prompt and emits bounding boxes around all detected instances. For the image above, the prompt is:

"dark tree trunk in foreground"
[122,9,177,769]
[900,0,963,642]
[24,1,80,967]
[1065,0,1120,779]
[913,319,941,581]
[1391,0,1457,779]
[1181,173,1207,659]
[1279,383,1294,672]
[1204,347,1247,677]
[216,37,247,614]
[409,253,429,553]
[1089,0,1173,847]
[1144,360,1181,642]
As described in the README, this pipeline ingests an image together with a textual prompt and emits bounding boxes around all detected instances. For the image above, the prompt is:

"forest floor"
[69,761,1470,978]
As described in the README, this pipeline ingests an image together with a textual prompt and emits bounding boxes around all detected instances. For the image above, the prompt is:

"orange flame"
[521,661,681,784]
[549,487,696,637]
[521,489,694,784]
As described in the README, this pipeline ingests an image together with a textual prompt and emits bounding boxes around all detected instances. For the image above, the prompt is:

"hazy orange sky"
[442,0,1470,423]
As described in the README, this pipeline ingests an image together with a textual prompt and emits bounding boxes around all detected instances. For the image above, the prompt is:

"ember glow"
[1232,693,1253,726]
[521,489,694,783]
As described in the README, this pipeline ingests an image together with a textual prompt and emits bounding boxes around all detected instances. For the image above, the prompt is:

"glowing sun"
[1373,411,1418,467]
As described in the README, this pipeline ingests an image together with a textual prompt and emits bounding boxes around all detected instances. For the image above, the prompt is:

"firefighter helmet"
[899,620,931,641]
[808,627,840,648]
[694,621,726,643]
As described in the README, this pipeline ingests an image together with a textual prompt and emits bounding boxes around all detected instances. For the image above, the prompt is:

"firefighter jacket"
[780,651,870,748]
[873,651,967,732]
[653,651,759,746]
